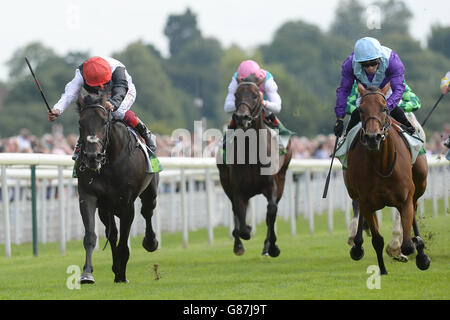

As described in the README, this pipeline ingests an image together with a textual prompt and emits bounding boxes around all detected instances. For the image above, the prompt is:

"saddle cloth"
[128,128,162,173]
[335,114,426,170]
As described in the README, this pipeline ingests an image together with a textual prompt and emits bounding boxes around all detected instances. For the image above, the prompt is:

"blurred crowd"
[1,123,449,159]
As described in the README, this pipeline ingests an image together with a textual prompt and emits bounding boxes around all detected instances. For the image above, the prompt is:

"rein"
[234,82,263,123]
[79,104,112,172]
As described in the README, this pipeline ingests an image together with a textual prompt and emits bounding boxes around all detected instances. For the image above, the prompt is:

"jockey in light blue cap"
[333,37,416,137]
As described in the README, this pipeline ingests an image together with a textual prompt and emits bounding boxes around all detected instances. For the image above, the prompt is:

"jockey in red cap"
[224,60,282,128]
[48,56,156,159]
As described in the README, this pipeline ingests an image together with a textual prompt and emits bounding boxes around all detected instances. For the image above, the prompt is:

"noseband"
[79,104,112,171]
[233,82,263,124]
[360,91,391,141]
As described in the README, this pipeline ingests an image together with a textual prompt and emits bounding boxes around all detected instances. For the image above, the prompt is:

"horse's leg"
[78,192,97,284]
[363,208,388,275]
[262,182,280,258]
[232,196,250,256]
[412,208,431,271]
[386,209,407,262]
[349,205,365,260]
[348,200,360,246]
[399,199,416,257]
[98,207,119,279]
[410,154,430,270]
[114,205,135,283]
[140,175,159,252]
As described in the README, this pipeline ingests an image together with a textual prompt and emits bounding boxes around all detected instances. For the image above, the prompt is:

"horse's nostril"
[376,134,382,141]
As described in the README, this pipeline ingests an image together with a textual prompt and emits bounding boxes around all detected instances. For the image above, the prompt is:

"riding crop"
[322,136,339,198]
[25,56,52,112]
[421,93,445,127]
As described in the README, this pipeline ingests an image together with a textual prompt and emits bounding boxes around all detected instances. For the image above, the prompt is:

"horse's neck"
[369,127,397,166]
[107,123,132,162]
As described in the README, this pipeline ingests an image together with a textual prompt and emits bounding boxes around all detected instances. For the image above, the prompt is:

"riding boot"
[135,119,157,153]
[344,108,361,136]
[265,113,280,127]
[72,137,82,161]
[390,106,415,134]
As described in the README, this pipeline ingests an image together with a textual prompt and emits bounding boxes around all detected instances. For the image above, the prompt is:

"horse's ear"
[357,82,368,96]
[380,82,390,96]
[256,78,264,86]
[236,78,242,84]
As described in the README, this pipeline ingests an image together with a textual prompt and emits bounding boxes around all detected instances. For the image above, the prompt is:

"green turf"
[0,199,449,300]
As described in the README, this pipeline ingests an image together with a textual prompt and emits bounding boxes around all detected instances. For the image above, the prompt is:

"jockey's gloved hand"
[334,119,344,137]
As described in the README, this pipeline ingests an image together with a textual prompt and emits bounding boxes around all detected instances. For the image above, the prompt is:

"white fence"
[0,153,449,258]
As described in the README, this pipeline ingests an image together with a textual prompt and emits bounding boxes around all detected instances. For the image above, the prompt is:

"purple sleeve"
[334,54,355,118]
[385,51,405,111]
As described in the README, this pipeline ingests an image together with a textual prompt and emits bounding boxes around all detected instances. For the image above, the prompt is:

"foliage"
[0,1,448,139]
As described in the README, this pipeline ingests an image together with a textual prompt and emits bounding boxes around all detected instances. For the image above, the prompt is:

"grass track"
[0,199,449,300]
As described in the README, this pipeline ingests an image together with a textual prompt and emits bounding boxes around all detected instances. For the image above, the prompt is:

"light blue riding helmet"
[354,37,382,62]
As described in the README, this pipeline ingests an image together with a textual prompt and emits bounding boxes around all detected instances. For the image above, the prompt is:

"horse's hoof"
[114,278,129,284]
[401,241,415,256]
[79,273,95,284]
[416,253,431,271]
[350,246,364,261]
[386,242,401,258]
[234,245,245,256]
[142,237,158,252]
[392,253,408,263]
[268,245,280,258]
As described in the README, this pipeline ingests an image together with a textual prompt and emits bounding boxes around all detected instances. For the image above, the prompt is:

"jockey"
[334,37,416,137]
[48,56,156,160]
[440,71,450,95]
[224,60,282,128]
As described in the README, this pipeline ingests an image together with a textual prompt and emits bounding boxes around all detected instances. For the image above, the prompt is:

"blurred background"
[0,0,449,159]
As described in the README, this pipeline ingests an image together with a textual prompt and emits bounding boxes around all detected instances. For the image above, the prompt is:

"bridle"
[233,81,263,124]
[78,104,112,171]
[360,91,391,141]
[359,91,397,178]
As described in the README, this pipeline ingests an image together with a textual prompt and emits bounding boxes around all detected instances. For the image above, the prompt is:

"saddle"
[335,119,425,170]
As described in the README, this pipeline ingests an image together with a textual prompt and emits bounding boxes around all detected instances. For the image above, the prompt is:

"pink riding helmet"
[237,60,266,81]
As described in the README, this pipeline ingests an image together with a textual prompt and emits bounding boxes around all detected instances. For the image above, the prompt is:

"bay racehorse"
[76,89,159,283]
[217,76,292,257]
[344,83,430,275]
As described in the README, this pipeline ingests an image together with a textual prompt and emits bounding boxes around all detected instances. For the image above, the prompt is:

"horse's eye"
[253,94,258,99]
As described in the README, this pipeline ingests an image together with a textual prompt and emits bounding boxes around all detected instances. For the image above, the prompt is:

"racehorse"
[76,89,159,283]
[217,76,292,257]
[344,83,430,275]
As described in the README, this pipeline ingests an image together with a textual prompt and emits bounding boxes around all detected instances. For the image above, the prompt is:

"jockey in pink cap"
[224,60,282,128]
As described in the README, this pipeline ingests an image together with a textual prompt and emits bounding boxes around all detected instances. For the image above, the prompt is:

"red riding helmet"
[82,57,112,88]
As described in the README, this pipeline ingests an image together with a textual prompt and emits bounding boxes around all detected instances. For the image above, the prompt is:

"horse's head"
[233,75,263,130]
[357,83,391,151]
[77,89,112,171]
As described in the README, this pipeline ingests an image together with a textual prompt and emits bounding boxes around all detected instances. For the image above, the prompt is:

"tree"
[329,0,367,43]
[6,42,57,81]
[164,8,202,57]
[113,41,186,134]
[428,25,450,57]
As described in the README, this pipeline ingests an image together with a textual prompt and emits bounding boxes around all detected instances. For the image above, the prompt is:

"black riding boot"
[344,108,361,136]
[390,106,415,134]
[135,120,156,153]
